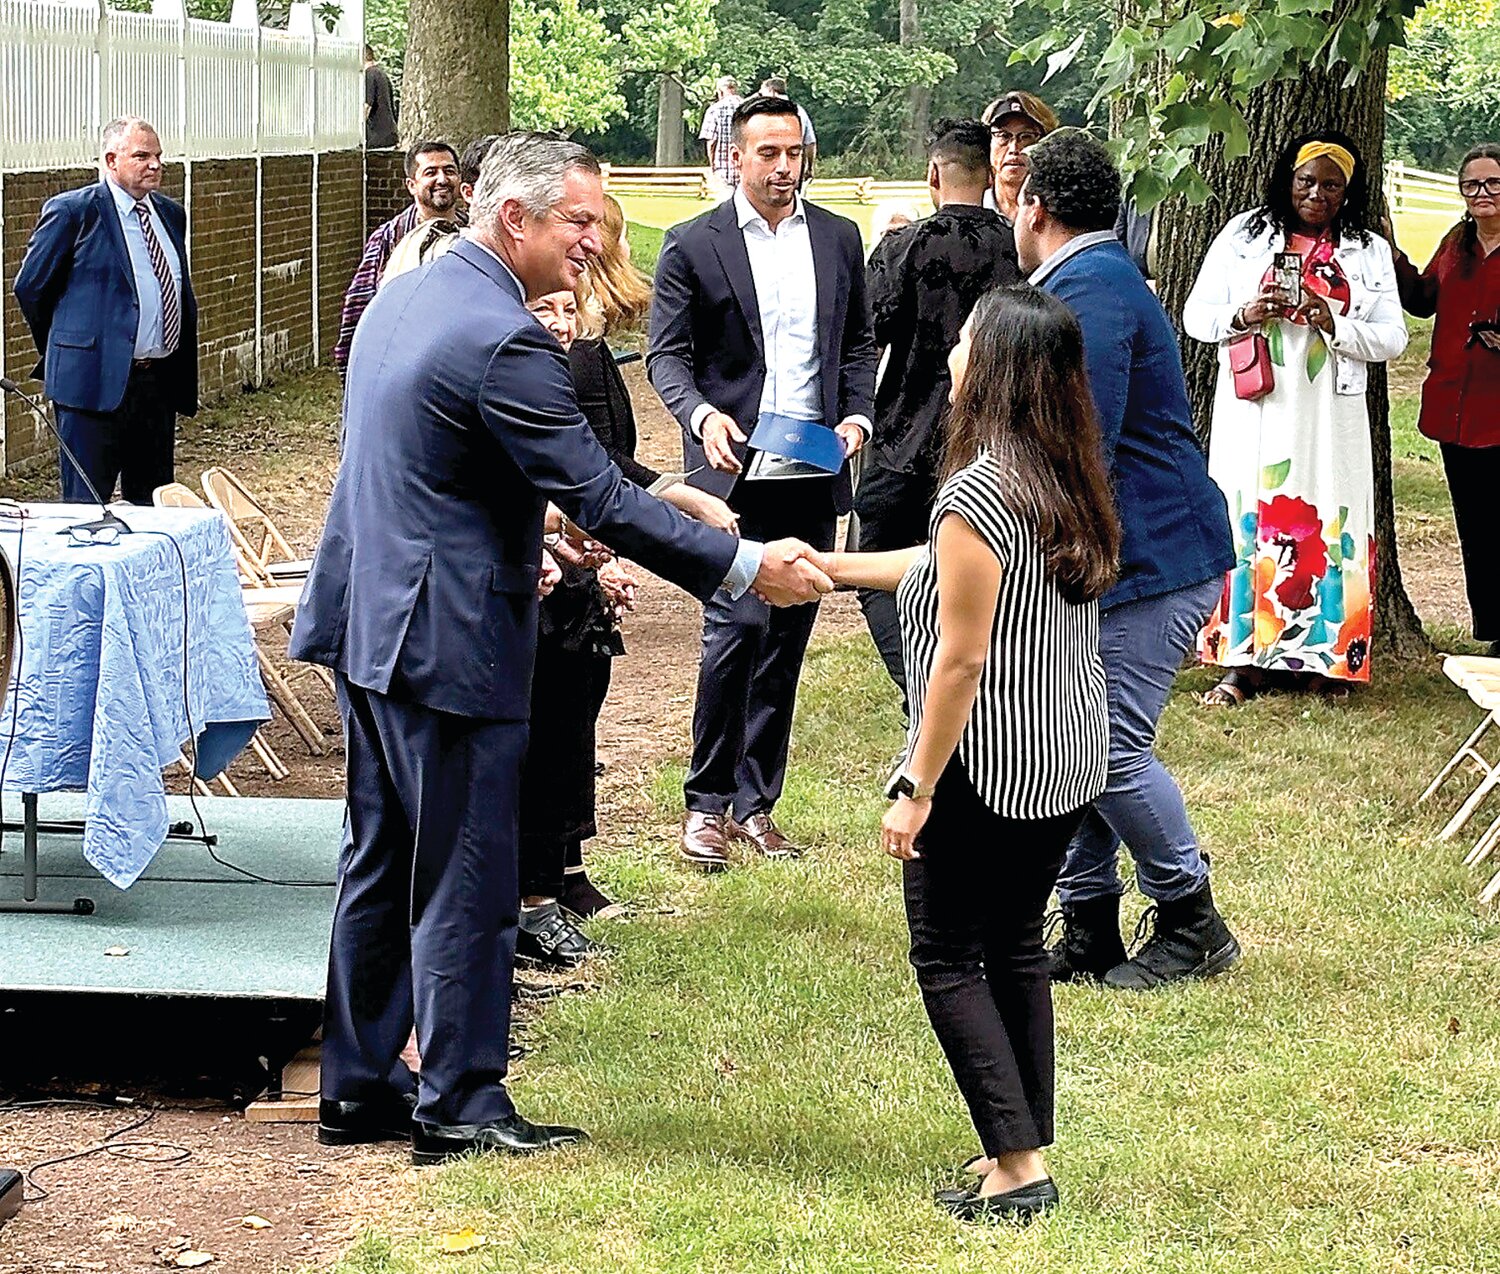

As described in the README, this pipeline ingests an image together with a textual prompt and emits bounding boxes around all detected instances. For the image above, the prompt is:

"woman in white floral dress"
[1185,130,1408,705]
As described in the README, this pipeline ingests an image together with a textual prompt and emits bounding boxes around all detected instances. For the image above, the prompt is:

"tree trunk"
[655,74,685,166]
[899,0,930,163]
[400,0,509,147]
[1153,51,1429,659]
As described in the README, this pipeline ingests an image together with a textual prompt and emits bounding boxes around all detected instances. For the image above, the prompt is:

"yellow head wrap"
[1294,142,1356,181]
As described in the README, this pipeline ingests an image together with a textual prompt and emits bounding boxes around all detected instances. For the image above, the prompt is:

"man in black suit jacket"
[13,116,198,502]
[648,95,878,869]
[290,132,833,1165]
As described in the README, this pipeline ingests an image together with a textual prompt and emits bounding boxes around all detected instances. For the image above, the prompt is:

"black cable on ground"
[0,1101,192,1204]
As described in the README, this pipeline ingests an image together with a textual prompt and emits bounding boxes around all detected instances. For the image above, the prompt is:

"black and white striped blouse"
[896,453,1109,820]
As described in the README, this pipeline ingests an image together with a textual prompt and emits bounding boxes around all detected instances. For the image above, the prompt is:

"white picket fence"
[1386,160,1465,217]
[0,0,362,172]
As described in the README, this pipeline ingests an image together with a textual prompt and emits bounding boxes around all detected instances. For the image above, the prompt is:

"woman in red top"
[1390,143,1500,654]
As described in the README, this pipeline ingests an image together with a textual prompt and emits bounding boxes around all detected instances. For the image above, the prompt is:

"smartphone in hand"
[1273,252,1304,308]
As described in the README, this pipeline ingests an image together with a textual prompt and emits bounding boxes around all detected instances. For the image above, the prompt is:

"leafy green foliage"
[1389,0,1500,171]
[620,0,718,75]
[511,0,627,132]
[1009,0,1427,210]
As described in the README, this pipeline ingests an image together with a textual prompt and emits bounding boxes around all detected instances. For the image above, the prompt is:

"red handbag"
[1229,331,1274,401]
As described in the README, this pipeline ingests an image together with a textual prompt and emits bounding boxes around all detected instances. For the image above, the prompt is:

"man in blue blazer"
[648,95,877,869]
[1015,131,1241,991]
[290,132,832,1166]
[13,117,197,502]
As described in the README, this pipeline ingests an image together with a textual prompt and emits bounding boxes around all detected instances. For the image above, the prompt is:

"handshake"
[751,539,838,607]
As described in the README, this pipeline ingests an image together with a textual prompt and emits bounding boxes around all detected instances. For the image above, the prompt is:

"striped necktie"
[134,200,181,354]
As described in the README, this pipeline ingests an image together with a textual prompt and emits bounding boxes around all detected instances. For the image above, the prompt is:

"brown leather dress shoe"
[681,811,732,871]
[727,813,802,859]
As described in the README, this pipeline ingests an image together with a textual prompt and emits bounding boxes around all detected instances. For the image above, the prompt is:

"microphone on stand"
[0,377,131,537]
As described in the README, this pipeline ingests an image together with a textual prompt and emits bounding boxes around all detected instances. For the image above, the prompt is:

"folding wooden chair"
[201,467,311,584]
[246,597,327,757]
[155,484,324,760]
[1419,656,1500,844]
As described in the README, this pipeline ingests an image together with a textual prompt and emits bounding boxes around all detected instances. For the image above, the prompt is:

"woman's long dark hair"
[1444,143,1500,278]
[941,286,1121,604]
[1244,128,1371,246]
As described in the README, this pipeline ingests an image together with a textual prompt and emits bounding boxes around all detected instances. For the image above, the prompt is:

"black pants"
[325,674,526,1128]
[1441,441,1500,641]
[55,362,176,504]
[853,457,938,699]
[684,477,835,820]
[518,640,613,898]
[902,760,1084,1156]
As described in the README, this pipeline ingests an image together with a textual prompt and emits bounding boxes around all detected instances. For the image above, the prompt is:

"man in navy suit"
[1013,130,1240,991]
[14,116,197,503]
[289,131,833,1165]
[648,95,877,869]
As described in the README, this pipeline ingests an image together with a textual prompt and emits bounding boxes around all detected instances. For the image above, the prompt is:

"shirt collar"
[734,184,805,233]
[1027,229,1118,285]
[106,177,151,216]
[462,232,528,301]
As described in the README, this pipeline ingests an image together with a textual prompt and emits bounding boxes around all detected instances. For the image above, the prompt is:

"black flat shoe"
[317,1091,417,1146]
[411,1112,588,1166]
[516,901,595,969]
[938,1177,1059,1224]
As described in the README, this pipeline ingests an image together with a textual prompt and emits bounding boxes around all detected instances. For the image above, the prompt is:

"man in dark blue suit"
[13,117,197,503]
[648,95,877,869]
[1013,130,1240,991]
[289,132,833,1165]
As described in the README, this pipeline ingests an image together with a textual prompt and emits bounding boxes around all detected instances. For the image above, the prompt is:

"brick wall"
[260,155,314,377]
[0,167,94,471]
[317,150,365,358]
[0,149,370,474]
[366,149,408,237]
[190,158,258,399]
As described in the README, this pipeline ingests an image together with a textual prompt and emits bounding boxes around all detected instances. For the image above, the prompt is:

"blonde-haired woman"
[517,200,735,934]
[567,196,732,528]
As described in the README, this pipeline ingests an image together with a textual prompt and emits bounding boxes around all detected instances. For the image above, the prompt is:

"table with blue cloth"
[0,504,269,905]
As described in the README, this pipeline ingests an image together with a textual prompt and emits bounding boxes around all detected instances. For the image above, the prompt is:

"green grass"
[325,636,1500,1273]
[320,366,1500,1270]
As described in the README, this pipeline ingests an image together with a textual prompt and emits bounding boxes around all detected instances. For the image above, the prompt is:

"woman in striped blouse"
[812,286,1119,1223]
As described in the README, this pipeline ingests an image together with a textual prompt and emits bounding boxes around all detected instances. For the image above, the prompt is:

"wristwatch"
[884,766,935,801]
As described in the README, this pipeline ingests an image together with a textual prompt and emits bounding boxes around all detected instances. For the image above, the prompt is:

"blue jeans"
[1059,576,1222,906]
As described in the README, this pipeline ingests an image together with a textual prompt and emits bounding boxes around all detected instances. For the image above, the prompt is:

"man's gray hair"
[469,132,602,227]
[100,116,158,156]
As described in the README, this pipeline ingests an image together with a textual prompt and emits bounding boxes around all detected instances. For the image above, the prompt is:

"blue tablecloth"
[1,504,270,887]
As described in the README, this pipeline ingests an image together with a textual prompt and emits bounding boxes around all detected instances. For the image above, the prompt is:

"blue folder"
[748,413,846,474]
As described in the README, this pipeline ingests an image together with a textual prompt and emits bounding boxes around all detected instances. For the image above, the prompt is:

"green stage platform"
[0,794,340,1000]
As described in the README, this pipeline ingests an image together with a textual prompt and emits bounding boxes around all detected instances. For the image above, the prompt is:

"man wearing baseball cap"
[982,90,1059,224]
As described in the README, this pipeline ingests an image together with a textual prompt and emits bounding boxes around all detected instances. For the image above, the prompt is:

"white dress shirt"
[106,177,183,359]
[692,186,869,480]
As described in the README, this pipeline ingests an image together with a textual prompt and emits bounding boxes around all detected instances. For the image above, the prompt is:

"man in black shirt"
[857,118,1020,697]
[363,44,399,150]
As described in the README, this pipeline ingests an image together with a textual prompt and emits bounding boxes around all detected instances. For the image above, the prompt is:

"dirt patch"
[0,364,860,1273]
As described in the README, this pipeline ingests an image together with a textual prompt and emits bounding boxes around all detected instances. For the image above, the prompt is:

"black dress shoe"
[317,1091,417,1146]
[516,901,595,969]
[937,1177,1059,1224]
[411,1112,588,1166]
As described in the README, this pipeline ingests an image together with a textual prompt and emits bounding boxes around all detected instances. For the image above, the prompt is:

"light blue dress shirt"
[106,177,183,359]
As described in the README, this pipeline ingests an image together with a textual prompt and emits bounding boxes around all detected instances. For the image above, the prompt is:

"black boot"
[1103,881,1241,990]
[1046,894,1127,984]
